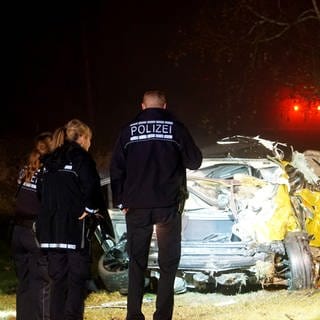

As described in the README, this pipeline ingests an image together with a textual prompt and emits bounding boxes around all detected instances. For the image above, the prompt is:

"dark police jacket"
[14,168,42,228]
[110,108,202,209]
[36,141,113,250]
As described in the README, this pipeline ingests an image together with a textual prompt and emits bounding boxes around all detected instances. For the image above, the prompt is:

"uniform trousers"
[125,206,181,320]
[47,249,91,320]
[11,224,51,320]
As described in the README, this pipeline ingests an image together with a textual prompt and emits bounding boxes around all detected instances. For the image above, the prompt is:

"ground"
[82,289,320,320]
[1,288,319,319]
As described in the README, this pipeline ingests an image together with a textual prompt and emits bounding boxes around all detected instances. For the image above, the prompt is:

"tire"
[284,232,314,290]
[147,275,187,294]
[97,253,129,292]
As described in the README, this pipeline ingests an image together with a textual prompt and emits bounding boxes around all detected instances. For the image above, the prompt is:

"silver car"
[96,136,319,294]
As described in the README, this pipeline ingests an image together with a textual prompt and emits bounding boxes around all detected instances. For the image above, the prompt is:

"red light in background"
[277,86,320,129]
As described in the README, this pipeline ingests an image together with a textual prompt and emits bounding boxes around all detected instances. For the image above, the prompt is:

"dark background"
[1,2,200,149]
[1,1,319,297]
[1,1,320,152]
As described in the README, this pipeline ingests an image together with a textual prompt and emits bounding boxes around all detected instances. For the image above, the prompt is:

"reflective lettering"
[129,120,174,142]
[131,126,137,135]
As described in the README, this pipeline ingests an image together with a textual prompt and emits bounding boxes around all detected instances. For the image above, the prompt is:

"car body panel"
[98,136,319,292]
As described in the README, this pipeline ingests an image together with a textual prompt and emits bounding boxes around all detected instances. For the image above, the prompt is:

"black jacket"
[110,108,202,209]
[36,141,114,250]
[14,168,42,227]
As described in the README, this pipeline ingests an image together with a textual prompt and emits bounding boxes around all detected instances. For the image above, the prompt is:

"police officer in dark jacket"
[36,119,114,320]
[11,132,52,320]
[110,90,202,320]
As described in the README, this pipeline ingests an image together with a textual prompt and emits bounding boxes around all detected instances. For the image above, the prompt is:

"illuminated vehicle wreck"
[96,136,320,294]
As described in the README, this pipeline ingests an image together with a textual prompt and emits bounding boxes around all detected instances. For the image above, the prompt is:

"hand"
[78,211,88,220]
[79,211,104,220]
[121,208,129,214]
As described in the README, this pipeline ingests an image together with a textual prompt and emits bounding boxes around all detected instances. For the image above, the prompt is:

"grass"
[84,289,320,320]
[0,222,17,297]
[0,294,15,311]
[0,238,17,312]
[2,288,320,320]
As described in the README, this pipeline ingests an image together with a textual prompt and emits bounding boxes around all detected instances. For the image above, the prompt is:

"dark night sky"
[1,1,204,150]
[1,1,319,152]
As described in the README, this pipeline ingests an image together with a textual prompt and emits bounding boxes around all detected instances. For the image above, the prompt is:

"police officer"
[36,119,114,320]
[11,132,52,320]
[110,90,202,320]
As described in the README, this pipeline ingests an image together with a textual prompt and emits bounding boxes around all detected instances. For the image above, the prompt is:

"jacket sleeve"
[77,153,115,238]
[109,135,127,208]
[176,124,202,170]
[77,153,106,214]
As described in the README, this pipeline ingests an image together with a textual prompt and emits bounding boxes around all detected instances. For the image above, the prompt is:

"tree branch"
[246,2,320,43]
[247,20,267,37]
[257,25,291,42]
[298,9,317,19]
[246,5,289,26]
[312,0,320,20]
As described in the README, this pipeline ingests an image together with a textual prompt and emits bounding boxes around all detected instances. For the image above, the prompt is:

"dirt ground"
[1,288,319,320]
[83,288,320,320]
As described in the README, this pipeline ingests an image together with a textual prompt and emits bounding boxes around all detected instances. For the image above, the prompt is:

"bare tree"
[168,0,320,135]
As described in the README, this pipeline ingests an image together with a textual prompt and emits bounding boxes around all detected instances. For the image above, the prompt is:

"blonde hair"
[51,127,66,150]
[65,119,92,142]
[50,119,92,151]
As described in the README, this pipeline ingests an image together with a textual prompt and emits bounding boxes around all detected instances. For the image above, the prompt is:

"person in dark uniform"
[11,132,52,320]
[110,90,202,320]
[36,119,114,320]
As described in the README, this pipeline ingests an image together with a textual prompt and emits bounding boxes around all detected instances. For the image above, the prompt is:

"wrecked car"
[96,135,320,294]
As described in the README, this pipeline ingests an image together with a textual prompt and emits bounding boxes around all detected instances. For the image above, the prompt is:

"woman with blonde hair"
[12,131,53,320]
[36,119,114,320]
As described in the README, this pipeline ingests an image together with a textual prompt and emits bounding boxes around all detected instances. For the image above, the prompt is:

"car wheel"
[284,232,314,290]
[97,253,128,293]
[147,275,187,294]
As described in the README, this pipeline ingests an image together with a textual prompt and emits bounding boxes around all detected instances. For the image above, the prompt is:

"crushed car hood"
[188,135,320,246]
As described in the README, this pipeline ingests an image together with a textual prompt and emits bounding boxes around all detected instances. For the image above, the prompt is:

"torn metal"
[98,135,320,293]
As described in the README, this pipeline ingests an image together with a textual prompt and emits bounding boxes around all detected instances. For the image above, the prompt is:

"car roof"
[201,135,292,161]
